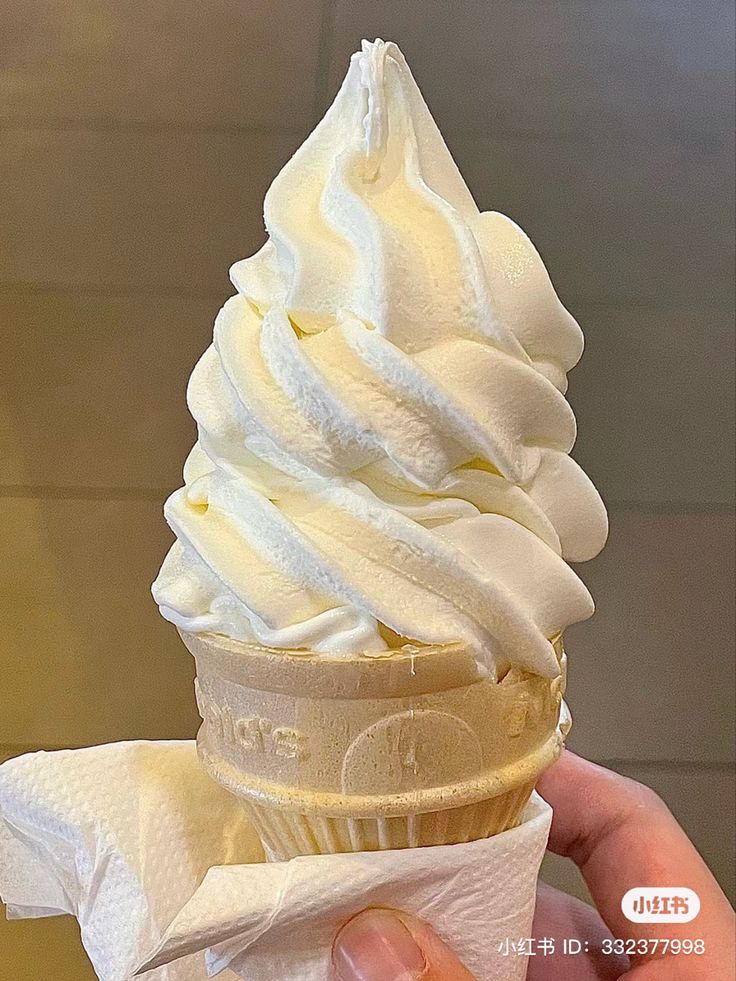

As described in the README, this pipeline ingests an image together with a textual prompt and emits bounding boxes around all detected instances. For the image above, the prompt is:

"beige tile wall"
[1,0,734,975]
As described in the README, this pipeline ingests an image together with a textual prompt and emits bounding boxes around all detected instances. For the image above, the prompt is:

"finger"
[529,882,629,980]
[332,908,475,980]
[537,751,735,968]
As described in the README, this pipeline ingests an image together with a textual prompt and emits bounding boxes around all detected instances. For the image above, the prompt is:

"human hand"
[331,751,735,980]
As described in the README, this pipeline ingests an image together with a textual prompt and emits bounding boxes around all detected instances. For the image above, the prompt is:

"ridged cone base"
[239,780,537,860]
[182,629,569,860]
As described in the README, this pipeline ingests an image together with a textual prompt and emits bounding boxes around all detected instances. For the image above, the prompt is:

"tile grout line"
[0,486,733,513]
[0,120,309,137]
[0,283,230,300]
[0,282,733,314]
[587,501,735,516]
[0,119,729,150]
[0,486,173,502]
[597,759,735,773]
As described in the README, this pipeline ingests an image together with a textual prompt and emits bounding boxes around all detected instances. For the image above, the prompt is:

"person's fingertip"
[332,908,427,980]
[539,749,670,824]
[538,748,591,784]
[333,908,476,980]
[397,912,477,979]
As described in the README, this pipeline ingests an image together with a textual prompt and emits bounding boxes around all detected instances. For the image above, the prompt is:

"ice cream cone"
[182,629,570,860]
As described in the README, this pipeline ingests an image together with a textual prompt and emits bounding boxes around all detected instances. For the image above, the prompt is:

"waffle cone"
[182,630,569,860]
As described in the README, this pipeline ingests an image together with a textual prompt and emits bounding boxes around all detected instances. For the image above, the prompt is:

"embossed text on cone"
[183,629,569,860]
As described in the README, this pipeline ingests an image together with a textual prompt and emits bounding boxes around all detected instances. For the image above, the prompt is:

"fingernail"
[333,909,426,981]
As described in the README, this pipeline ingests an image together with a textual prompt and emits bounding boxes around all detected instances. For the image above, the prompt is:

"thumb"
[332,908,475,980]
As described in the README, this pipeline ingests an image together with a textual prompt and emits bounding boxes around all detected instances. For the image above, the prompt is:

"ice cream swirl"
[153,39,607,679]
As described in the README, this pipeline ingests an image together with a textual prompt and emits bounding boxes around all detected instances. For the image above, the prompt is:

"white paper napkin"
[0,741,260,980]
[0,741,552,981]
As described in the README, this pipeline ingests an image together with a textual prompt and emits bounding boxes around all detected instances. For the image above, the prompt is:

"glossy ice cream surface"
[153,39,607,679]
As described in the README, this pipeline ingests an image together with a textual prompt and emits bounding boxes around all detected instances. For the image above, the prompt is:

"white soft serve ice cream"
[153,39,608,680]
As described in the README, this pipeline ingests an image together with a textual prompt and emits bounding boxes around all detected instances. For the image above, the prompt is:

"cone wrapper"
[0,740,553,981]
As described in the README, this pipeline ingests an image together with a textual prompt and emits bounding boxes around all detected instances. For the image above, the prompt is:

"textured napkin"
[0,741,552,981]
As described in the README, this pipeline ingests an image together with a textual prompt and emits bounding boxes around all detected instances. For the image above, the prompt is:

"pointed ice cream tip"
[358,38,392,179]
